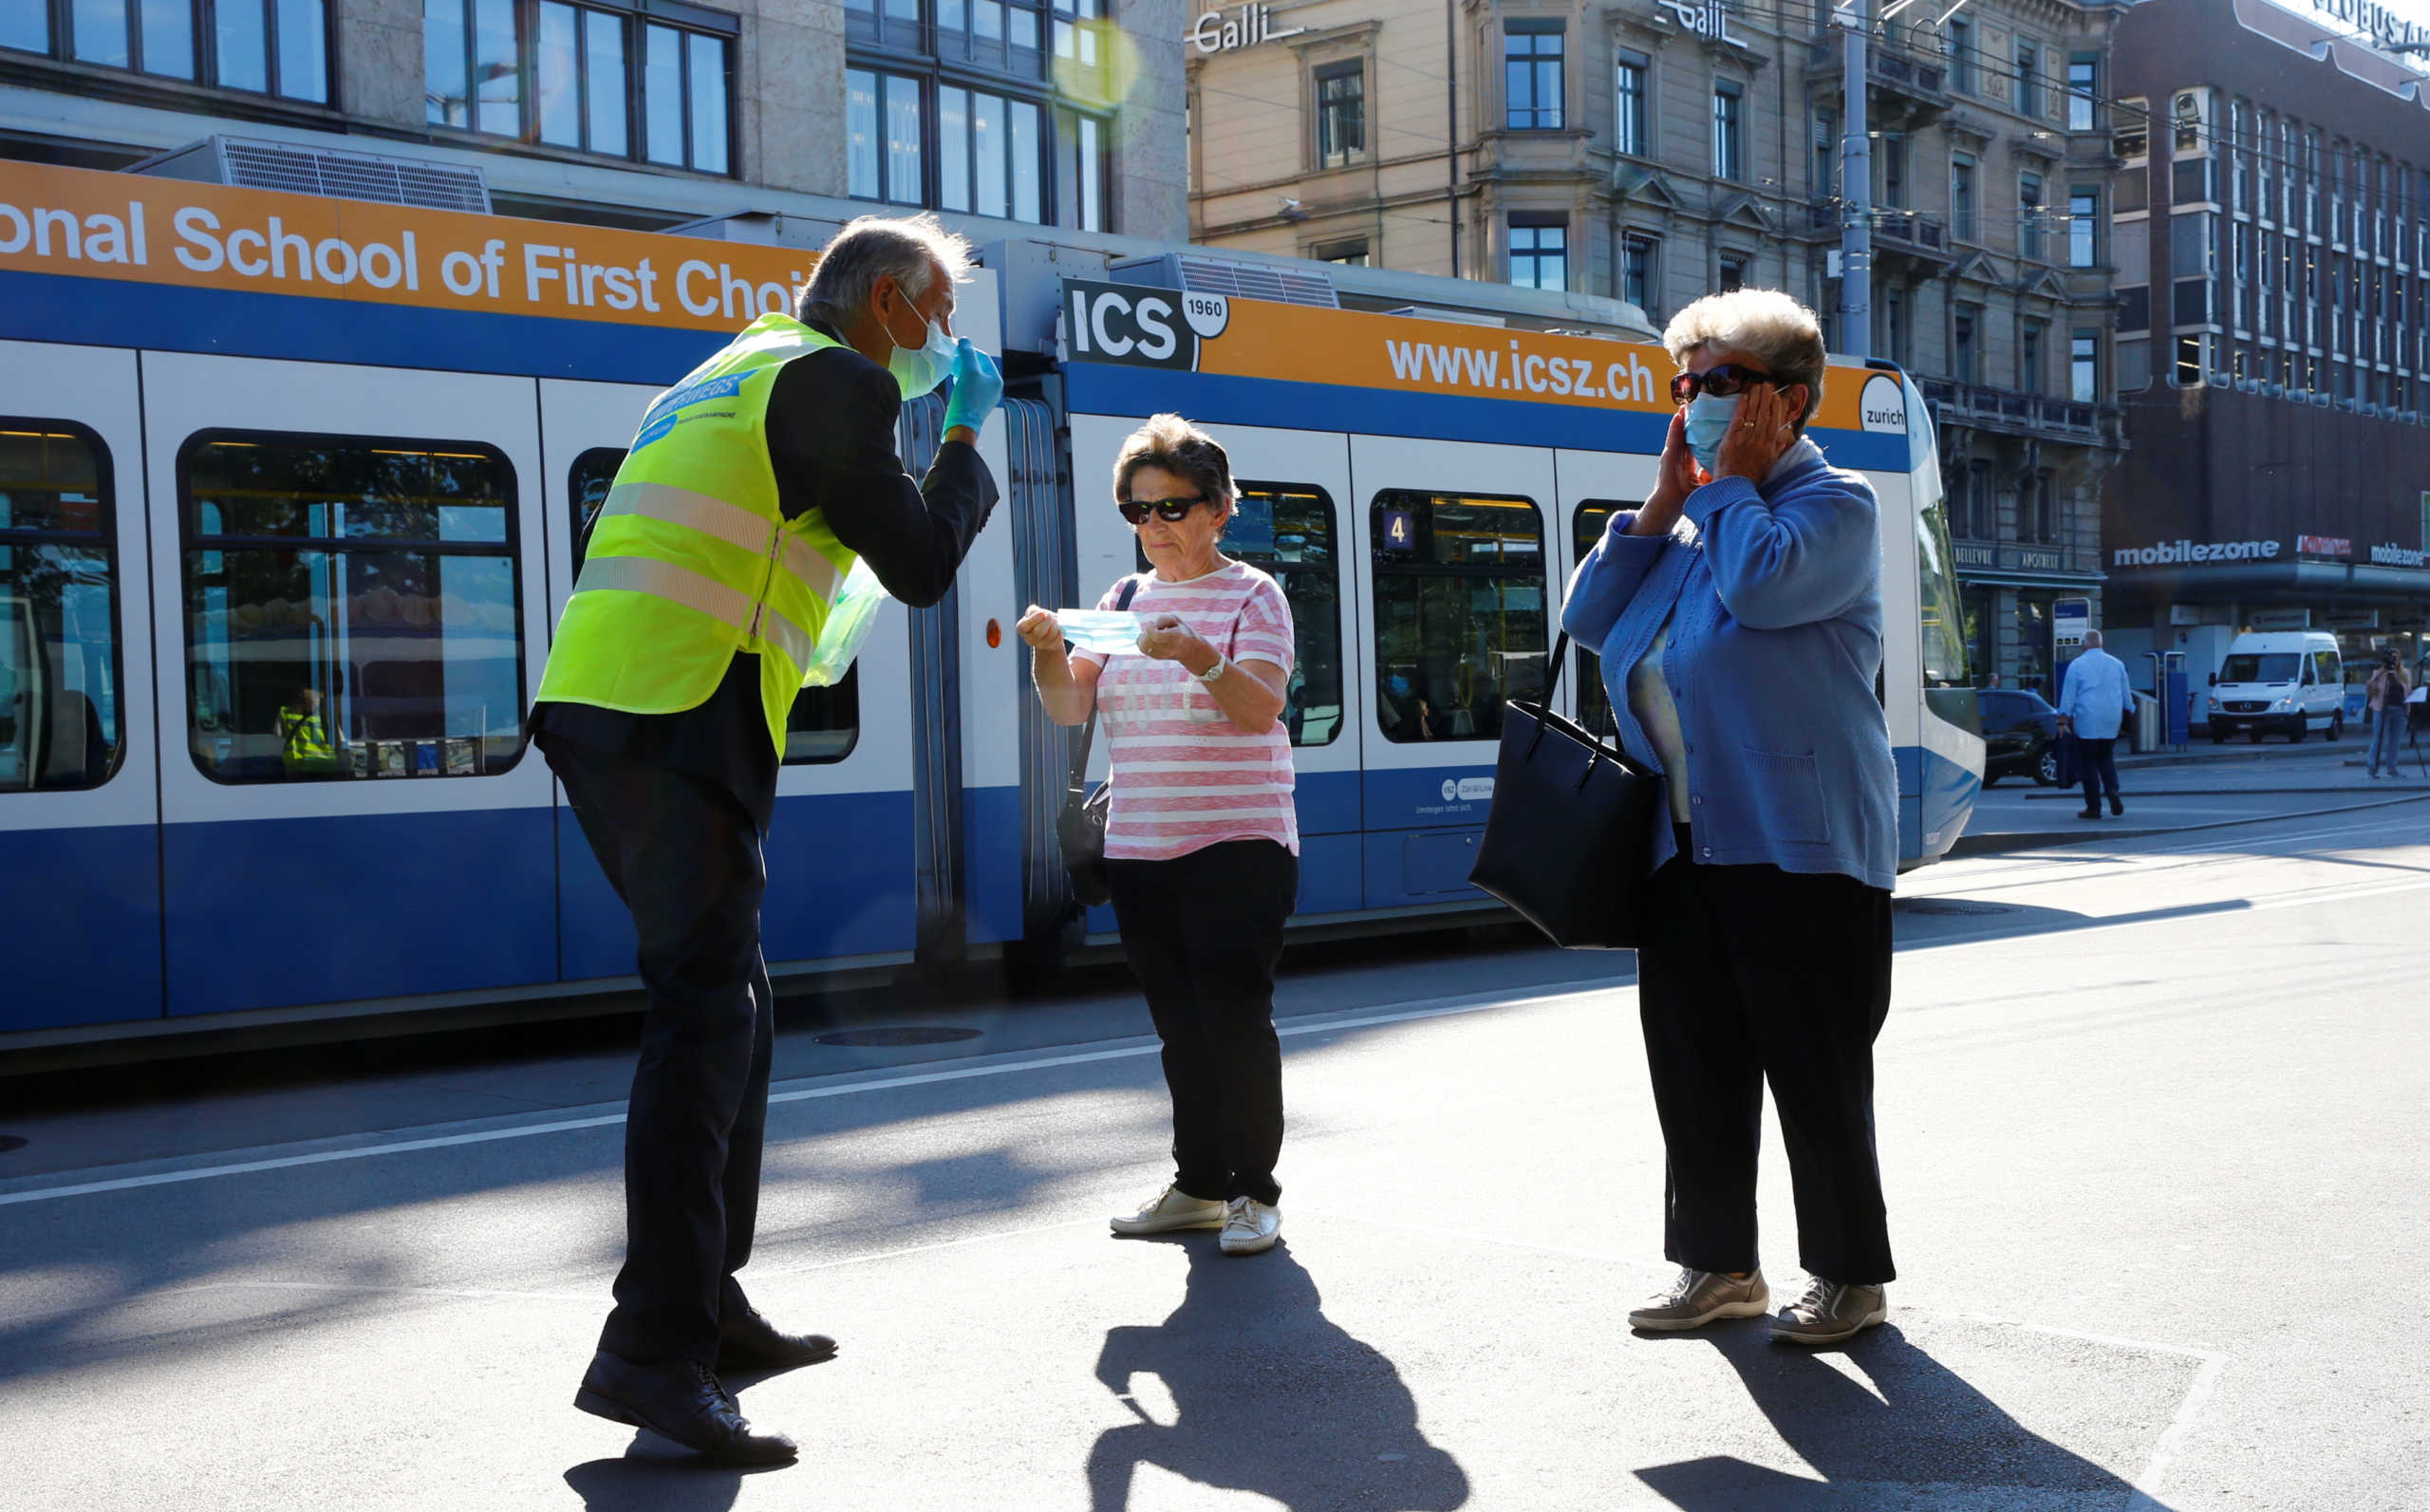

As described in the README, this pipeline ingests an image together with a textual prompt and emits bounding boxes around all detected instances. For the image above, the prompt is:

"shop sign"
[2053,596,2090,653]
[2325,609,2383,629]
[1656,0,1747,45]
[2009,547,2065,572]
[2370,542,2429,568]
[2112,538,2282,568]
[2296,534,2352,557]
[2303,0,2430,53]
[2249,608,2313,630]
[1187,4,1305,56]
[1953,543,1995,569]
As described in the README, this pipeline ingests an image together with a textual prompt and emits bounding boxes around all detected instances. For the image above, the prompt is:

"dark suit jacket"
[533,319,1000,829]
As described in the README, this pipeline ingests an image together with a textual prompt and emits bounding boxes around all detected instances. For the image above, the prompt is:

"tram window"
[1133,481,1342,746]
[562,444,856,764]
[0,422,123,793]
[180,432,526,783]
[1370,491,1546,743]
[1914,473,1972,688]
[1569,501,1633,739]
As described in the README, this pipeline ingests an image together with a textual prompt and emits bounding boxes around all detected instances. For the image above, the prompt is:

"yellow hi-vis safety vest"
[533,313,859,756]
[279,706,339,774]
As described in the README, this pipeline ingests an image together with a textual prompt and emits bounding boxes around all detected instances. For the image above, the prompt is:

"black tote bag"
[1056,576,1141,908]
[1467,630,1662,949]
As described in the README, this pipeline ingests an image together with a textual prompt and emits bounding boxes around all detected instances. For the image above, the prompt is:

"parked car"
[2206,631,2345,742]
[1978,688,2064,786]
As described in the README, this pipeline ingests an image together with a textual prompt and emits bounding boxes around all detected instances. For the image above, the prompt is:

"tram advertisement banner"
[0,159,813,332]
[1059,277,1905,434]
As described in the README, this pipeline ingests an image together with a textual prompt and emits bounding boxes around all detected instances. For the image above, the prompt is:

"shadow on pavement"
[563,1443,790,1510]
[1085,1238,1467,1511]
[1634,1322,2173,1510]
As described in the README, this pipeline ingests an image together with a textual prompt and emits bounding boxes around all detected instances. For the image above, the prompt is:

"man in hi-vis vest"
[532,215,1001,1465]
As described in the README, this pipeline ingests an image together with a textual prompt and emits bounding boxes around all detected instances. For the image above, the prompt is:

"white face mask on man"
[882,292,960,399]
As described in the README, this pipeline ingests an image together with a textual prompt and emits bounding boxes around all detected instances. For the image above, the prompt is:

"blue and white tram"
[0,159,1978,1047]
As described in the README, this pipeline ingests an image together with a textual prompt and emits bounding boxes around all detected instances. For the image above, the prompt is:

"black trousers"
[545,737,775,1366]
[1104,840,1299,1207]
[1635,838,1896,1284]
[2077,736,2121,806]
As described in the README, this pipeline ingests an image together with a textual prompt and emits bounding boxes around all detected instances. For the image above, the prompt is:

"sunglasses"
[1670,364,1779,405]
[1118,495,1208,525]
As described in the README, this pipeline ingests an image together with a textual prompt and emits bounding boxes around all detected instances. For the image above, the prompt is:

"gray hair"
[796,213,974,327]
[2084,629,2103,648]
[1663,289,1828,431]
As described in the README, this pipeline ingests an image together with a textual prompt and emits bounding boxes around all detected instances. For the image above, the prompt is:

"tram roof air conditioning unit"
[131,136,492,215]
[1108,252,1339,309]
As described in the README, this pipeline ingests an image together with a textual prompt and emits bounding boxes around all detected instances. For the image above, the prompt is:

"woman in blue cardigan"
[1562,289,1901,1346]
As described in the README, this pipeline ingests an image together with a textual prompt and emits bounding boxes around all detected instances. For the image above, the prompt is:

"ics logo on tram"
[1063,280,1226,371]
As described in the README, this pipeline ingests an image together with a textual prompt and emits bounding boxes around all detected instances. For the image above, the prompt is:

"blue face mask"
[886,303,960,399]
[1683,394,1738,474]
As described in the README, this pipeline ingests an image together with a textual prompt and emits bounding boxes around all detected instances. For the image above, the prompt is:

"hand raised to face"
[1713,383,1802,482]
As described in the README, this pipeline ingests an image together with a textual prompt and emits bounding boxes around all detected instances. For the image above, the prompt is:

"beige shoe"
[1628,1267,1770,1332]
[1218,1197,1281,1255]
[1769,1278,1888,1345]
[1111,1185,1226,1236]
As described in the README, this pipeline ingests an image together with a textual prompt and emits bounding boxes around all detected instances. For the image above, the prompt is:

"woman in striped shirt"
[1015,414,1299,1257]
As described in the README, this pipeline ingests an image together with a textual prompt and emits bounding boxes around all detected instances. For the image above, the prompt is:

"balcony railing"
[1806,39,1951,109]
[1808,203,1950,254]
[1916,380,2105,441]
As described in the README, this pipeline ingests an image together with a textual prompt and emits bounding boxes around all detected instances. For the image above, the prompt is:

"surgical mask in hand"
[1682,393,1739,474]
[888,313,960,399]
[1056,609,1145,655]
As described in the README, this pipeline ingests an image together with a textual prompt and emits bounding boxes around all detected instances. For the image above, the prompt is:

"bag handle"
[1067,574,1143,794]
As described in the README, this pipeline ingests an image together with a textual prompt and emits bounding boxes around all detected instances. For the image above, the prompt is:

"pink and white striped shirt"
[1073,561,1298,861]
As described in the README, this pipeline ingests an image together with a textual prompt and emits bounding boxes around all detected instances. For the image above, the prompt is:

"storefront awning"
[2107,559,2430,604]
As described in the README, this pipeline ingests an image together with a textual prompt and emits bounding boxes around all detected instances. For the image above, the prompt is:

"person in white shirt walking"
[2057,631,2133,819]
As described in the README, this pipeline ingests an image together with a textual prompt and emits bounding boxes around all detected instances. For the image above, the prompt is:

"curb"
[2019,786,2423,799]
[1948,792,2430,858]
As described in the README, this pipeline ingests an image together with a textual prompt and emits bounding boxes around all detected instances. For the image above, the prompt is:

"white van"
[2206,631,2346,742]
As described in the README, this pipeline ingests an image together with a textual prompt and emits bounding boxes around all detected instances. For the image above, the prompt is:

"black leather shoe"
[2077,807,2101,819]
[2108,794,2124,816]
[574,1351,797,1465]
[717,1308,839,1372]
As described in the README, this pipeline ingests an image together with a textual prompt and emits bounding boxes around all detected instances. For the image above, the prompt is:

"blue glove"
[940,338,1003,436]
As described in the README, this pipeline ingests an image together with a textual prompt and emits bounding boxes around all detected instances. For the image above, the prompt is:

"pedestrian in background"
[1017,415,1299,1259]
[531,214,1004,1465]
[2058,631,2131,819]
[1562,289,1901,1346]
[2366,655,2411,778]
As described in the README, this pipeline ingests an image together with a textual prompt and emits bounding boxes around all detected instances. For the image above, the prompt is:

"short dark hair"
[1112,414,1234,511]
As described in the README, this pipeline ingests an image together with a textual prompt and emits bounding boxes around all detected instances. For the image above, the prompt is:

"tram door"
[1346,435,1558,911]
[1061,414,1359,924]
[1551,447,1661,742]
[0,342,163,1030]
[140,353,558,1017]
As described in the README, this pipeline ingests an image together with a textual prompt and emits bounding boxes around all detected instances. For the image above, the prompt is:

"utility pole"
[1838,2,1873,358]
[1447,0,1461,278]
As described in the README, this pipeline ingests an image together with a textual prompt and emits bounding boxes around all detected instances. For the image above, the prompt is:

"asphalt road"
[2,807,2426,1511]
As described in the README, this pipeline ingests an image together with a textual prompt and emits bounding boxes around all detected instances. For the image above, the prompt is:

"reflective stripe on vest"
[574,554,820,673]
[598,481,844,604]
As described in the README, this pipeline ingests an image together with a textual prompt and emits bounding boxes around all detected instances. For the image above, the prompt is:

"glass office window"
[583,9,626,156]
[1509,218,1566,291]
[686,28,729,175]
[74,0,130,66]
[537,1,581,146]
[565,446,854,763]
[644,22,682,164]
[216,0,269,90]
[1011,101,1042,223]
[0,423,122,793]
[275,0,325,102]
[1316,61,1364,168]
[1570,503,1626,740]
[1504,22,1562,131]
[429,0,729,173]
[1370,492,1545,744]
[880,67,921,202]
[940,86,972,213]
[140,0,195,75]
[849,69,926,204]
[180,433,525,783]
[2,2,51,53]
[1224,483,1342,747]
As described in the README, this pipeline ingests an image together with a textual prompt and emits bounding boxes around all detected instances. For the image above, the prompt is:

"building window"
[180,432,525,784]
[848,69,925,204]
[1370,492,1545,745]
[1315,238,1370,266]
[2070,328,2099,401]
[932,0,1050,79]
[1814,111,1837,198]
[1504,22,1563,130]
[1615,49,1648,157]
[428,0,729,173]
[1316,60,1364,168]
[1881,135,1907,208]
[1953,306,1978,384]
[2020,173,2045,262]
[1621,233,1656,312]
[1054,105,1110,231]
[2175,335,2205,386]
[1712,82,1743,181]
[2067,52,2098,131]
[0,422,122,793]
[1882,288,1906,363]
[1962,461,1991,539]
[1718,253,1747,293]
[1508,215,1566,291]
[1947,18,1973,96]
[2020,322,2044,393]
[938,86,1044,221]
[1953,155,1976,241]
[2031,474,2058,544]
[2068,187,2099,268]
[2015,41,2038,119]
[17,0,327,99]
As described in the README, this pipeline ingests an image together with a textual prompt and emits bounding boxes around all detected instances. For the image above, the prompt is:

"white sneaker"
[1111,1185,1226,1236]
[1218,1197,1281,1255]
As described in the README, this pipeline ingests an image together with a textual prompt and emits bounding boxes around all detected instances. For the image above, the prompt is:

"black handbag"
[1056,576,1142,908]
[1467,630,1662,949]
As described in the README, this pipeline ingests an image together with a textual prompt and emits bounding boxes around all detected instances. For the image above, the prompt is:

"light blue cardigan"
[1561,443,1901,890]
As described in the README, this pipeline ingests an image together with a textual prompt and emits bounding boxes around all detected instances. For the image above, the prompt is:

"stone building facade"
[1187,0,2135,693]
[0,0,1187,239]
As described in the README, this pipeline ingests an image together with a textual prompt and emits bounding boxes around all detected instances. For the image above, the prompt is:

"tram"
[0,157,1980,1045]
